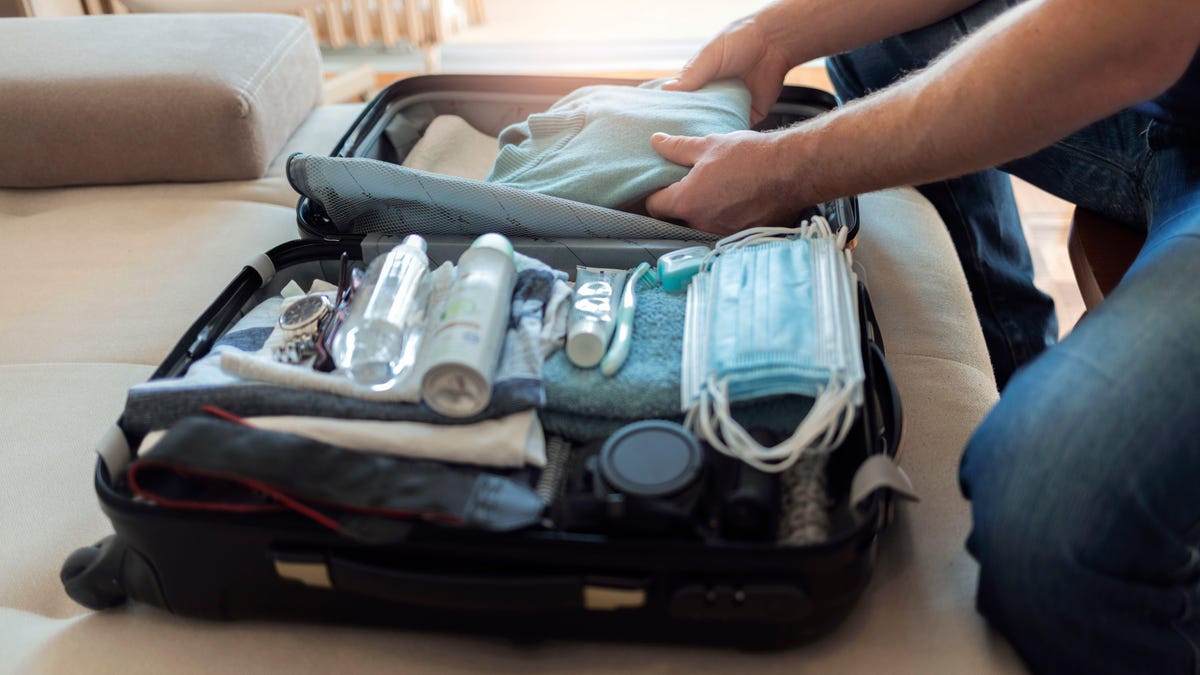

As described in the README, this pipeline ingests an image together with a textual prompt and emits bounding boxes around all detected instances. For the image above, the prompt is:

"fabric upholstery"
[0,199,297,365]
[122,1,314,11]
[855,189,995,379]
[0,364,155,620]
[0,14,322,188]
[0,104,365,214]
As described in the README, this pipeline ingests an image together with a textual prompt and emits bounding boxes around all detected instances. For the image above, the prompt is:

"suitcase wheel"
[61,535,129,610]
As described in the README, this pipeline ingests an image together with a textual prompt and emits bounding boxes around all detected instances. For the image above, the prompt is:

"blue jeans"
[830,4,1200,673]
[827,0,1056,391]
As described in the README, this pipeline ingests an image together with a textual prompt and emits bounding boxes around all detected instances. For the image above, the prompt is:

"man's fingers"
[645,182,686,222]
[749,89,775,127]
[648,184,727,235]
[663,42,722,92]
[651,133,704,168]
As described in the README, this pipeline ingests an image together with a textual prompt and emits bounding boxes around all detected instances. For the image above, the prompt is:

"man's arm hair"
[774,0,1200,206]
[758,0,984,67]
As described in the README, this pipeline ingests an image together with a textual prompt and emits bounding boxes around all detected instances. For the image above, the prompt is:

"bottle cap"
[657,245,709,293]
[566,319,608,368]
[470,233,514,259]
[401,234,428,252]
[422,364,490,417]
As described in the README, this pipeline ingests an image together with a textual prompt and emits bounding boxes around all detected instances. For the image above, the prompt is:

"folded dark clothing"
[122,379,542,438]
[129,416,545,539]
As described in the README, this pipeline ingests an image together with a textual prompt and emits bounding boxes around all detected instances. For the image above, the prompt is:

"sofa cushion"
[122,1,313,11]
[0,104,365,214]
[853,189,995,381]
[0,13,322,188]
[0,363,155,620]
[0,199,297,365]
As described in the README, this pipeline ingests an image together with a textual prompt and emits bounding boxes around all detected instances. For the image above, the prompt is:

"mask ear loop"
[687,215,857,473]
[701,216,835,271]
[680,270,707,412]
[690,372,858,473]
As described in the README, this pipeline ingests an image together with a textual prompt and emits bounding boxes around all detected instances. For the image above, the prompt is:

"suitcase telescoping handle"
[870,340,903,461]
[274,553,649,613]
[859,281,903,461]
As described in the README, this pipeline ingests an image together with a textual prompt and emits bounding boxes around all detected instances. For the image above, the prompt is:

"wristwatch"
[274,294,334,364]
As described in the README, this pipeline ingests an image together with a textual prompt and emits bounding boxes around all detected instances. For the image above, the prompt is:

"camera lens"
[598,420,704,498]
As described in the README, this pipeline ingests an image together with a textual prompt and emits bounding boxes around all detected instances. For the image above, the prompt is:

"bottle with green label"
[421,233,517,417]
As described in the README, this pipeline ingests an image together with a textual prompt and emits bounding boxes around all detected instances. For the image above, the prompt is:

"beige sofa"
[0,13,1025,674]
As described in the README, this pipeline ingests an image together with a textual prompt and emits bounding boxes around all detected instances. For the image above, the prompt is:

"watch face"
[279,294,332,331]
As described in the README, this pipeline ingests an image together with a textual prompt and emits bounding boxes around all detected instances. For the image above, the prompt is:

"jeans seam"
[1054,135,1143,181]
[1155,208,1200,235]
[1138,220,1200,266]
[935,182,1023,373]
[1065,505,1200,674]
[1134,124,1159,222]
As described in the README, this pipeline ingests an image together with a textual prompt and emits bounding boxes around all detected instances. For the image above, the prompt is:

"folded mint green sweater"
[485,78,751,212]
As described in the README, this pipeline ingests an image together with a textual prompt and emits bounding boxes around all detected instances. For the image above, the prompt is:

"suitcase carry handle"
[849,341,917,517]
[275,554,648,612]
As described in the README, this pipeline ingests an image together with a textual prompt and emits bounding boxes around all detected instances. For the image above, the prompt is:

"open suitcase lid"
[293,74,858,243]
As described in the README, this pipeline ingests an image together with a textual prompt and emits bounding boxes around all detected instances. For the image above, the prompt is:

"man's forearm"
[757,0,982,66]
[776,0,1200,206]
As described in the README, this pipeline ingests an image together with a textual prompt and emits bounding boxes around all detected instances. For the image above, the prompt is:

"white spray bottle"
[421,233,517,417]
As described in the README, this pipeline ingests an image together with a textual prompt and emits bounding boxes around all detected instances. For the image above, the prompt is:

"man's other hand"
[646,131,808,236]
[662,17,792,126]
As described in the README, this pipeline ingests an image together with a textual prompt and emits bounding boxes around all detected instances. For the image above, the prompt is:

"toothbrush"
[600,262,652,376]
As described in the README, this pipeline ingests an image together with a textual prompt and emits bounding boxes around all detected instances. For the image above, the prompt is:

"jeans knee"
[959,406,1087,622]
[959,409,1199,673]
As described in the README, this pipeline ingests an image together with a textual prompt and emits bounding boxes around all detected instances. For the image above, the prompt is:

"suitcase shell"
[64,76,904,647]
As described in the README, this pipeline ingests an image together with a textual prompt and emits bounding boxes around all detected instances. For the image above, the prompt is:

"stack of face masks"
[681,217,864,473]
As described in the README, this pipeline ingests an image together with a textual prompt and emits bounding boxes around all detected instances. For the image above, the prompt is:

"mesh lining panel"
[289,153,719,242]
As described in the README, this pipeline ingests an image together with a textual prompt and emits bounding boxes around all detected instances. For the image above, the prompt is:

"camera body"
[552,421,781,541]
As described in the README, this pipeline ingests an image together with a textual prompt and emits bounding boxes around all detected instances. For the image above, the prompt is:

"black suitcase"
[63,75,906,647]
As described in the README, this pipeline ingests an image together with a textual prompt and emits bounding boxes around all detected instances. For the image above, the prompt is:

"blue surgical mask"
[681,219,863,472]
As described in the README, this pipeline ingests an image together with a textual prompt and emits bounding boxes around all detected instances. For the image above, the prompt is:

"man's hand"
[645,131,808,235]
[660,0,980,125]
[662,16,793,126]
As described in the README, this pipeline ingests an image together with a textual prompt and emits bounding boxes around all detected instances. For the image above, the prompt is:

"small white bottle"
[332,235,430,389]
[421,233,517,417]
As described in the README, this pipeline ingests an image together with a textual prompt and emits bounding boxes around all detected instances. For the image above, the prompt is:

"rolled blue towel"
[543,285,684,426]
[486,78,751,212]
[542,285,814,441]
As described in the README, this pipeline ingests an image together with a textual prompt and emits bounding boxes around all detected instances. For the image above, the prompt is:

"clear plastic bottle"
[331,235,430,389]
